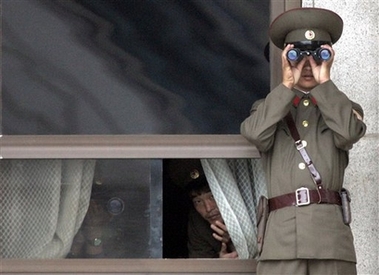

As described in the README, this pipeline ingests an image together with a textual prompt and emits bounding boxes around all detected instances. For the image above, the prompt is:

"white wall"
[302,1,379,274]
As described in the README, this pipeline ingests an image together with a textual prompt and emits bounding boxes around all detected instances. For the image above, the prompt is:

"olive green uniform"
[187,209,221,258]
[240,81,366,263]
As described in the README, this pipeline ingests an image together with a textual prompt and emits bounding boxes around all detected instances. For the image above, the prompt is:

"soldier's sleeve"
[240,84,294,152]
[310,80,366,150]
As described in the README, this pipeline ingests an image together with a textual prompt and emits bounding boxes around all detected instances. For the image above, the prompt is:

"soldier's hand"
[211,220,231,244]
[219,242,238,259]
[282,44,307,89]
[309,44,334,84]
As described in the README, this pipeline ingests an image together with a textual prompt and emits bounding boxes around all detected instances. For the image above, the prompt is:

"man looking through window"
[185,171,238,259]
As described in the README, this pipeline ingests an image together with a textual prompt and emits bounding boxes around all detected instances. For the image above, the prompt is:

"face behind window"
[192,191,222,224]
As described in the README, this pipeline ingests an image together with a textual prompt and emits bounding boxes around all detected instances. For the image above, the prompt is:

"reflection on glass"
[0,159,161,259]
[2,0,269,135]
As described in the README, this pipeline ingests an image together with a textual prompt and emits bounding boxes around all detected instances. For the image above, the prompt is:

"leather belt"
[268,187,342,212]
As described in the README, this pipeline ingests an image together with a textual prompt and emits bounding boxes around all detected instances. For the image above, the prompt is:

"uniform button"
[303,99,310,106]
[298,163,306,170]
[95,180,103,185]
[107,197,125,215]
[302,120,309,127]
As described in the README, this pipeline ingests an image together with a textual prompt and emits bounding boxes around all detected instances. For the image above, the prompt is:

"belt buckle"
[295,187,310,206]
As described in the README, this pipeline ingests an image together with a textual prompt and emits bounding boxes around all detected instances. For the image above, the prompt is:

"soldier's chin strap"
[283,112,323,202]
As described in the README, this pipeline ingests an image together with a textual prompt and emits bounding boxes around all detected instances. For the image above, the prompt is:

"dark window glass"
[1,158,162,259]
[2,0,269,135]
[1,157,260,259]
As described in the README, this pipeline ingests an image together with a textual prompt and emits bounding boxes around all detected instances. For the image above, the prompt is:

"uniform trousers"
[257,259,357,275]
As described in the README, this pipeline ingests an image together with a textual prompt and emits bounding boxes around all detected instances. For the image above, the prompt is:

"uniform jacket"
[240,80,366,262]
[187,208,221,258]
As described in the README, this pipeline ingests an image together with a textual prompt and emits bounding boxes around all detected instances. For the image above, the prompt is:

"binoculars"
[287,48,331,62]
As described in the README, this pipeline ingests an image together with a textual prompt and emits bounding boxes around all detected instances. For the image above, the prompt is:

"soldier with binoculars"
[241,8,366,275]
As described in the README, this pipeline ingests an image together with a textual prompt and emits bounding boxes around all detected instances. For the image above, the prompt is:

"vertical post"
[149,159,163,258]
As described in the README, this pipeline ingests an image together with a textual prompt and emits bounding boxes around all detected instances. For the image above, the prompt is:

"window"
[0,0,301,273]
[1,135,260,273]
[2,0,269,135]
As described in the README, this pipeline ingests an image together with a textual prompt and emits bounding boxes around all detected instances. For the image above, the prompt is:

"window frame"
[0,0,301,273]
[0,134,260,159]
[1,135,259,274]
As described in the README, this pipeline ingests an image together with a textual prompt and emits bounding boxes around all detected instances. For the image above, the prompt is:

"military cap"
[269,8,343,49]
[165,159,204,188]
[185,172,210,196]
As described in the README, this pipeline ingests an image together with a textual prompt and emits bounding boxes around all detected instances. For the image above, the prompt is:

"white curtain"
[0,159,95,258]
[201,158,267,259]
